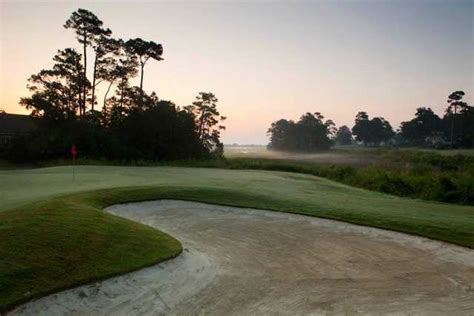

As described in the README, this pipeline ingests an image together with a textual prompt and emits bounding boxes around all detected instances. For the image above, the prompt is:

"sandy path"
[10,200,474,315]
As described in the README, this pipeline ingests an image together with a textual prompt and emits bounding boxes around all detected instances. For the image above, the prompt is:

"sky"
[1,0,473,144]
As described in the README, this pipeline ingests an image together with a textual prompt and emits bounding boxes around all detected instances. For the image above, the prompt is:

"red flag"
[70,145,77,156]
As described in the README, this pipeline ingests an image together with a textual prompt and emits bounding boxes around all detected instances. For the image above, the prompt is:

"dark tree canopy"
[352,112,394,146]
[335,125,352,145]
[267,112,334,152]
[64,9,111,45]
[446,91,469,147]
[20,49,85,122]
[395,91,473,148]
[453,105,474,148]
[400,107,442,146]
[13,87,224,161]
[64,8,112,114]
[126,38,163,92]
[185,92,226,154]
[126,38,163,63]
[267,119,293,150]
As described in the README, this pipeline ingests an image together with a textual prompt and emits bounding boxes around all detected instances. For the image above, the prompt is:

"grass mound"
[0,191,182,313]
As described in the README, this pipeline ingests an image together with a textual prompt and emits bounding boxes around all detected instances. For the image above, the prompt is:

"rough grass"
[1,166,474,312]
[224,145,474,160]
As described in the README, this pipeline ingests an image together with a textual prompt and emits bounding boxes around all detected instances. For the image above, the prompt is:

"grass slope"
[0,192,182,313]
[1,166,473,312]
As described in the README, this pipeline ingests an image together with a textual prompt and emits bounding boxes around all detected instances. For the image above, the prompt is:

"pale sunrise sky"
[1,0,473,144]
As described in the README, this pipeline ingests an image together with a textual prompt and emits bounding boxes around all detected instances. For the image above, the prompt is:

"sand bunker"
[10,200,474,315]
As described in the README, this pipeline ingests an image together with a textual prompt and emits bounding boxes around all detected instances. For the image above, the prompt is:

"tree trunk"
[450,106,457,148]
[198,110,206,140]
[140,61,144,92]
[76,59,82,116]
[82,32,88,117]
[103,81,113,109]
[120,78,125,108]
[91,54,98,112]
[77,86,83,116]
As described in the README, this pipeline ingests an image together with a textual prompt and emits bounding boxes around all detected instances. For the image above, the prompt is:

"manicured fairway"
[1,166,473,312]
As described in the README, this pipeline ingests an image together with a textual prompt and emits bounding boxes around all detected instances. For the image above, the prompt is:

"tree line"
[3,9,225,162]
[399,91,473,148]
[267,113,335,151]
[268,90,473,151]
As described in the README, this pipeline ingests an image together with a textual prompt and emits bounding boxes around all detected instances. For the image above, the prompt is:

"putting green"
[1,165,472,214]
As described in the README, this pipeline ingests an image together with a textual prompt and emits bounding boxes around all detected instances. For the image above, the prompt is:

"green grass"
[222,158,474,205]
[0,189,182,313]
[0,159,36,170]
[12,146,473,205]
[1,165,474,312]
[224,147,474,205]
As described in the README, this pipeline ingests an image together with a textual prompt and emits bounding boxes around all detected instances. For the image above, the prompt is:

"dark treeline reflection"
[3,9,225,162]
[268,91,473,152]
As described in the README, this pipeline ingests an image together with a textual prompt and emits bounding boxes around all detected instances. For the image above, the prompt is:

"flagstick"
[72,154,75,183]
